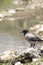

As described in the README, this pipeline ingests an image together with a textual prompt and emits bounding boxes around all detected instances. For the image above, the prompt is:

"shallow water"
[0,18,42,53]
[0,0,43,53]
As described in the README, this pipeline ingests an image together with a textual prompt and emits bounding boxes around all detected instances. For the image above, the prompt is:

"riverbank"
[0,8,43,22]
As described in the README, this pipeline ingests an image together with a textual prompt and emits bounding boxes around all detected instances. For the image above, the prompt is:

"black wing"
[25,33,43,42]
[29,36,43,41]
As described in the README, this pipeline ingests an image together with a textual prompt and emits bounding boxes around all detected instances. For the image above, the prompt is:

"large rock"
[11,47,40,64]
[30,24,43,34]
[0,47,42,64]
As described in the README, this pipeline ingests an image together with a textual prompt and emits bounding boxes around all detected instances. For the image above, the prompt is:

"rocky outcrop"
[30,24,43,34]
[0,47,43,65]
[30,24,43,40]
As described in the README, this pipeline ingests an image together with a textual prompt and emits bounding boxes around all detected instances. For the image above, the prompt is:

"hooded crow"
[21,29,43,47]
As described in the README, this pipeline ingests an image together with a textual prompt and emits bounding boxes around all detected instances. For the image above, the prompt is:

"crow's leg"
[30,41,35,48]
[33,43,35,48]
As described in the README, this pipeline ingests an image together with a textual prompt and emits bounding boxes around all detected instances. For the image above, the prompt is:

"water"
[0,0,43,53]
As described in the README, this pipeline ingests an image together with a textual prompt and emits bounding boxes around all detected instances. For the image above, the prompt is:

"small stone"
[15,62,23,65]
[32,58,39,63]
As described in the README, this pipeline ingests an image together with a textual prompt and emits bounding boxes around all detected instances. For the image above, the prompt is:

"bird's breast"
[25,33,35,38]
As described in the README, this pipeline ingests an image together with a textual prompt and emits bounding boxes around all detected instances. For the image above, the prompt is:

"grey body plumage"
[21,29,43,47]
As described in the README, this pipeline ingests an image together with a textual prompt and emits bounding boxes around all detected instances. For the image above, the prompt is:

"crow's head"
[21,29,29,35]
